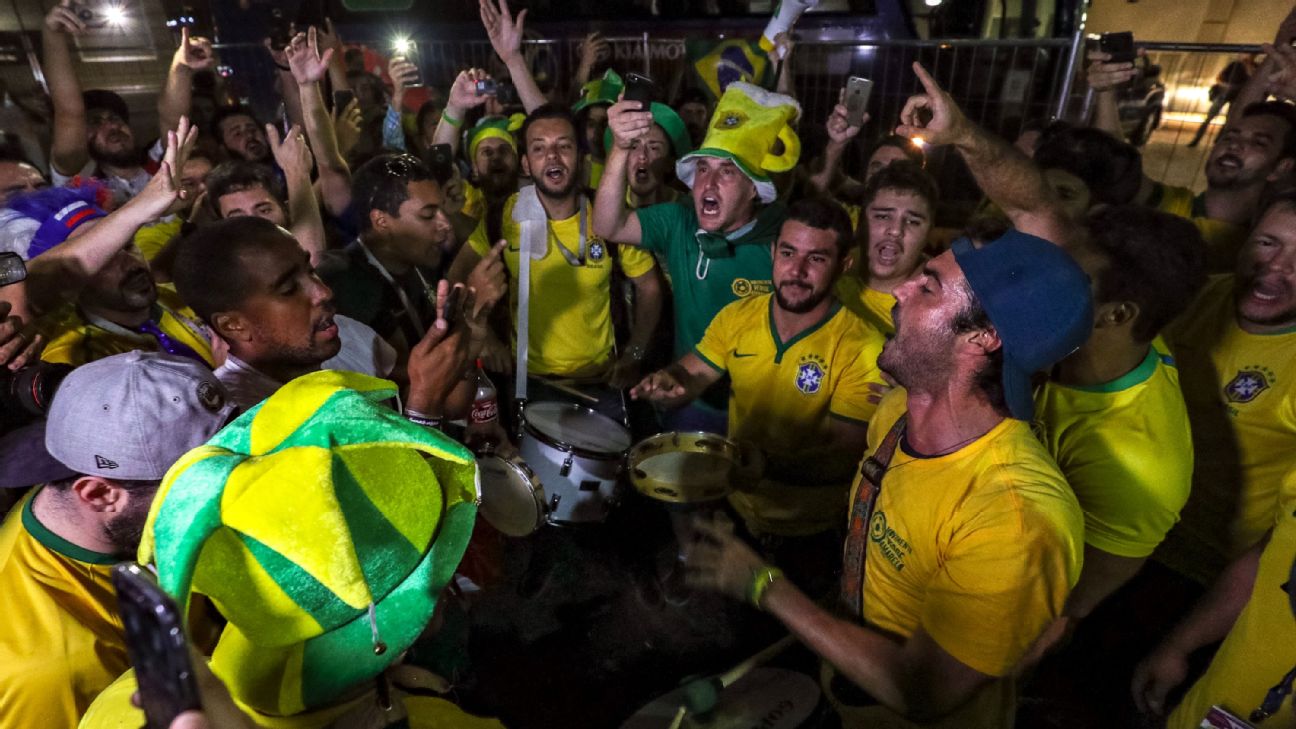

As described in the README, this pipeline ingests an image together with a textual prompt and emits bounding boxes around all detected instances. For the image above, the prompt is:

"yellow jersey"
[39,286,214,368]
[843,390,1084,727]
[1032,345,1193,558]
[833,274,896,337]
[132,218,182,263]
[695,294,885,536]
[1150,183,1249,273]
[467,192,656,377]
[0,491,130,729]
[1168,470,1296,729]
[461,181,485,221]
[1157,275,1296,584]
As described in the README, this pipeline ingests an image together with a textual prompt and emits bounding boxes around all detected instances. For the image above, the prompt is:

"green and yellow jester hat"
[675,81,801,204]
[466,113,525,163]
[572,68,624,114]
[139,370,479,717]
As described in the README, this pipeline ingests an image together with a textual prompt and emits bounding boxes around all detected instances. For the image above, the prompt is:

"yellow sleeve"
[466,216,491,258]
[920,489,1074,676]
[617,243,656,279]
[461,182,485,221]
[694,300,741,373]
[133,218,182,262]
[828,325,885,426]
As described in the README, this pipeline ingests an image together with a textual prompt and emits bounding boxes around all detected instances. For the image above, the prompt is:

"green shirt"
[636,200,782,360]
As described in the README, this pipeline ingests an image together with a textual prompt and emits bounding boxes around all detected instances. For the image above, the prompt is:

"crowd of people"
[2,0,1296,727]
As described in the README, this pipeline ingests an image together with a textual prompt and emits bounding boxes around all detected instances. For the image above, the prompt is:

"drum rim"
[476,453,546,534]
[629,430,739,457]
[522,401,632,458]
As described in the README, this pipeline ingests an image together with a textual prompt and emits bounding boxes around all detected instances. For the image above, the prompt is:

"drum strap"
[839,414,908,617]
[515,220,533,403]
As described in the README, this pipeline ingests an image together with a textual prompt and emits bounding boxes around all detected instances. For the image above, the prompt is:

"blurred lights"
[392,37,413,54]
[911,136,927,147]
[103,5,128,26]
[924,0,943,6]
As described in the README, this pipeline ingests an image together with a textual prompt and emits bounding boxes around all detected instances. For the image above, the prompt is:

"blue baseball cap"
[951,230,1093,421]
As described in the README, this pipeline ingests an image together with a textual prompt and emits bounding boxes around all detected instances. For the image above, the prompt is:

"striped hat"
[140,370,479,716]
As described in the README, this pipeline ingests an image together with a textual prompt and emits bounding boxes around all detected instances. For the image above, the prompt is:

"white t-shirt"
[215,315,397,409]
[49,139,164,208]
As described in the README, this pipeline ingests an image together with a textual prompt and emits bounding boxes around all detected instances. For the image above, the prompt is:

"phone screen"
[1100,32,1136,64]
[844,76,872,128]
[113,564,201,729]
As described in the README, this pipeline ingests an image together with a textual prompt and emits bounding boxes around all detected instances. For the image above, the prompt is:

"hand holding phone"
[113,564,202,729]
[844,76,872,128]
[1099,31,1137,64]
[623,72,655,111]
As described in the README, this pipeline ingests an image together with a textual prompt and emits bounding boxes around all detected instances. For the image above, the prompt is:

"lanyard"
[356,239,429,337]
[546,198,587,267]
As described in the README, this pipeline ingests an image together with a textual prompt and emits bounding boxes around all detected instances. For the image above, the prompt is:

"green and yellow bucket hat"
[573,68,624,114]
[466,113,525,162]
[140,370,479,717]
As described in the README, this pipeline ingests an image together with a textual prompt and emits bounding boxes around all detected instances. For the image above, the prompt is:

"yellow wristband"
[442,110,462,128]
[748,566,784,609]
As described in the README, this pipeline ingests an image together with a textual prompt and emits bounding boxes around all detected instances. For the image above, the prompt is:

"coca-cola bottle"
[466,359,500,451]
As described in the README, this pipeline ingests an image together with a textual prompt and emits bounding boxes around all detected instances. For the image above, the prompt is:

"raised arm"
[286,27,351,217]
[1228,9,1296,123]
[573,33,610,99]
[433,69,493,156]
[266,124,327,265]
[42,0,89,177]
[158,27,216,141]
[479,0,546,114]
[592,99,652,245]
[896,62,1071,245]
[1084,49,1137,142]
[806,90,865,197]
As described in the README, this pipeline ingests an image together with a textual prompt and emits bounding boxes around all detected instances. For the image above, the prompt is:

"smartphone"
[844,76,872,128]
[333,89,356,113]
[393,42,424,88]
[424,143,455,185]
[623,72,655,110]
[495,81,519,107]
[441,284,465,333]
[1099,31,1136,64]
[112,564,201,729]
[70,1,107,28]
[475,79,497,97]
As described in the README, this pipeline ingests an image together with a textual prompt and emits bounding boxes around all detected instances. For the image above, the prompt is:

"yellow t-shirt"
[833,274,896,337]
[1157,275,1296,584]
[132,218,183,262]
[1168,470,1296,729]
[1150,183,1249,273]
[695,294,885,536]
[467,192,656,377]
[39,286,215,368]
[843,390,1084,727]
[1032,344,1193,558]
[461,181,486,221]
[0,491,130,729]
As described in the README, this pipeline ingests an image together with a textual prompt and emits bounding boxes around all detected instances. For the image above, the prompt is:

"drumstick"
[681,634,797,715]
[544,380,600,404]
[666,705,687,729]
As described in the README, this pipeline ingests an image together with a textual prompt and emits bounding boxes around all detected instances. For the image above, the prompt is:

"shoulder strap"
[840,413,908,617]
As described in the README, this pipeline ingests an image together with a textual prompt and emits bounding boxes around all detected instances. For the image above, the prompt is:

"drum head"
[630,432,738,503]
[477,456,544,537]
[620,668,820,729]
[524,401,632,454]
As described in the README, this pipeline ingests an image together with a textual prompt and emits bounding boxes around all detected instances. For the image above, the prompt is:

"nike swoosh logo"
[733,352,756,358]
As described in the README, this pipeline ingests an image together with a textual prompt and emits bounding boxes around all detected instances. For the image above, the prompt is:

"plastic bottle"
[466,359,499,450]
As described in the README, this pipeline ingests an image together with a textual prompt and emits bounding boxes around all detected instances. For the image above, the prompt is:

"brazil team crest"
[795,354,826,395]
[1224,367,1274,404]
[588,242,605,261]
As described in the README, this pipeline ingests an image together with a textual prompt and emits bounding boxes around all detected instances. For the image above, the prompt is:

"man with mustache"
[1089,47,1296,271]
[632,198,883,590]
[833,161,937,336]
[1132,191,1296,725]
[596,82,800,432]
[449,104,663,399]
[211,107,273,165]
[42,1,214,208]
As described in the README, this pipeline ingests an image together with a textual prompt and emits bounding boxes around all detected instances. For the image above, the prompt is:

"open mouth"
[1247,278,1290,303]
[700,194,720,216]
[543,165,566,183]
[314,313,339,338]
[873,242,902,266]
[633,166,651,183]
[1214,154,1243,171]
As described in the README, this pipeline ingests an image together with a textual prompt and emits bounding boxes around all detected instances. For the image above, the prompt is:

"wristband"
[404,408,444,430]
[442,110,462,128]
[748,566,784,609]
[624,345,647,362]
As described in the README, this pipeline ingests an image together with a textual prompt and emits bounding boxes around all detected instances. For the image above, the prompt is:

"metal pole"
[642,32,650,76]
[1053,29,1085,121]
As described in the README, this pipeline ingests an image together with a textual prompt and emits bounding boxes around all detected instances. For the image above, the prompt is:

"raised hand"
[44,0,86,35]
[316,18,343,55]
[174,26,216,72]
[407,280,473,414]
[895,62,971,147]
[447,68,494,110]
[139,116,199,219]
[333,98,363,159]
[1085,49,1138,92]
[466,240,508,318]
[0,301,43,372]
[266,123,315,182]
[285,27,334,86]
[826,87,866,145]
[389,56,421,95]
[480,0,528,64]
[1262,41,1296,102]
[607,97,655,150]
[578,32,610,68]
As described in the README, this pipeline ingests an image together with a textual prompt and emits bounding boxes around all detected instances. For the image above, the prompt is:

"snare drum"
[477,454,547,537]
[620,667,821,729]
[519,401,632,524]
[628,431,752,505]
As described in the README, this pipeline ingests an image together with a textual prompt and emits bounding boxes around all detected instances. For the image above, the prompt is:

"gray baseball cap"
[0,351,236,488]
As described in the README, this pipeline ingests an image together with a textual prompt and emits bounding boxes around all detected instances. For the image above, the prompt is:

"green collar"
[22,488,119,565]
[1064,346,1165,394]
[768,295,841,364]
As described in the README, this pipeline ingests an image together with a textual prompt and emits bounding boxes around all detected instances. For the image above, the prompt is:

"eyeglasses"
[383,154,425,179]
